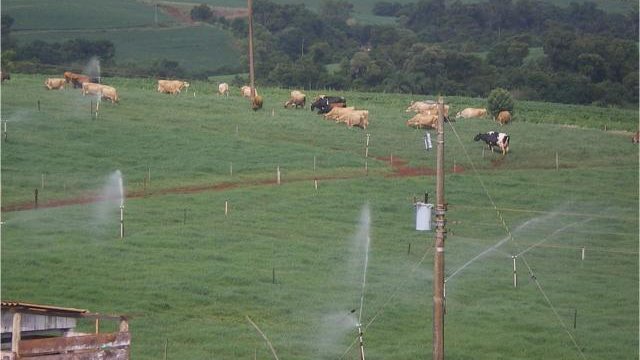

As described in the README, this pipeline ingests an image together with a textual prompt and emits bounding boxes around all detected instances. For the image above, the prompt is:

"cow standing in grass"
[474,131,510,155]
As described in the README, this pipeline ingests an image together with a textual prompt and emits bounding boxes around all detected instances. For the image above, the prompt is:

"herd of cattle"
[39,72,516,154]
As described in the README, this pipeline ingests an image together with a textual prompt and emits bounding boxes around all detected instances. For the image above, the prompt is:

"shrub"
[487,88,515,118]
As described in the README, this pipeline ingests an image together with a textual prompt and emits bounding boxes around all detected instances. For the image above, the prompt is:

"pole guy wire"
[445,120,587,360]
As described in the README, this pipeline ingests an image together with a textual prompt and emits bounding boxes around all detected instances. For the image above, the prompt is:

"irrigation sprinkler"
[356,323,366,360]
[3,120,7,142]
[314,178,318,191]
[276,166,281,185]
[424,132,432,151]
[581,247,585,260]
[225,201,229,217]
[163,338,168,360]
[313,155,316,171]
[365,133,370,158]
[120,204,124,239]
[512,256,518,288]
[443,280,447,314]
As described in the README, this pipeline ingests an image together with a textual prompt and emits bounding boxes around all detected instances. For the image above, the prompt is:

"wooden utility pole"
[433,96,446,360]
[247,0,256,102]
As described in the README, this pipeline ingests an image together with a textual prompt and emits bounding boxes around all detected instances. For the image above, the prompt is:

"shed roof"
[1,301,88,316]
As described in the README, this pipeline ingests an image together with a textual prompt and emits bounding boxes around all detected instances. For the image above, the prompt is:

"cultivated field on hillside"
[1,74,638,359]
[2,0,241,73]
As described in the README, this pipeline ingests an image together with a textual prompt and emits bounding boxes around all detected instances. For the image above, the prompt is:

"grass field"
[1,74,638,359]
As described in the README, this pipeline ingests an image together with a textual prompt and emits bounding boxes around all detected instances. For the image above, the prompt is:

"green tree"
[487,88,514,118]
[190,4,213,22]
[487,39,529,67]
[576,53,606,82]
[1,14,16,50]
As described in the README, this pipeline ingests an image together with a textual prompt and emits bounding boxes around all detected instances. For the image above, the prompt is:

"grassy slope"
[3,0,241,73]
[1,75,638,359]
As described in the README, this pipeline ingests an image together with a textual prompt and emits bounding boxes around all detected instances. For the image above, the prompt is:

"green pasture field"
[11,26,241,73]
[2,0,172,30]
[1,74,638,359]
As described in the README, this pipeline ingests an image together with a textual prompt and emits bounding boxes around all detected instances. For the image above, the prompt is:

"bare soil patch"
[2,157,458,213]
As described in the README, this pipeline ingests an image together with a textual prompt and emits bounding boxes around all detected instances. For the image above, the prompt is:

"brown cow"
[100,85,119,103]
[44,78,66,90]
[158,80,190,95]
[406,101,449,116]
[323,106,355,122]
[406,113,438,129]
[284,90,306,109]
[496,110,512,125]
[82,82,104,96]
[218,82,229,96]
[456,108,487,119]
[241,85,258,98]
[251,95,263,111]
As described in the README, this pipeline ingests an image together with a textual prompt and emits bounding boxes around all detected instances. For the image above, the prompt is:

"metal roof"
[1,301,89,315]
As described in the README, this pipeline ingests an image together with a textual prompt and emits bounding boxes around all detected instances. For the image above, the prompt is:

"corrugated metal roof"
[1,301,88,315]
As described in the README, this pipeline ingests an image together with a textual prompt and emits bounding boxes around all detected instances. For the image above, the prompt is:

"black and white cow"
[310,96,347,114]
[474,131,510,155]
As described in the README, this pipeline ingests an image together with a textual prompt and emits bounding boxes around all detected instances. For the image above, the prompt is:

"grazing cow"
[218,82,229,96]
[344,110,369,129]
[474,131,510,155]
[100,85,119,103]
[311,95,347,114]
[1,71,10,82]
[406,113,438,129]
[72,75,91,89]
[63,71,76,83]
[241,85,258,98]
[456,107,487,119]
[157,80,190,95]
[64,72,92,88]
[496,110,511,125]
[284,90,306,109]
[251,95,263,111]
[632,131,639,144]
[82,82,104,96]
[44,78,66,90]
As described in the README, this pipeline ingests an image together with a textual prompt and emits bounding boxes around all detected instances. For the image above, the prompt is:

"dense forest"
[2,0,638,107]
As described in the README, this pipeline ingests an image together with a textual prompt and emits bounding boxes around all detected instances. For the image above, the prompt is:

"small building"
[1,301,130,360]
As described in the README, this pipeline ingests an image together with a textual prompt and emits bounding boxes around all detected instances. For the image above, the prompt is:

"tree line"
[196,0,637,106]
[2,0,637,107]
